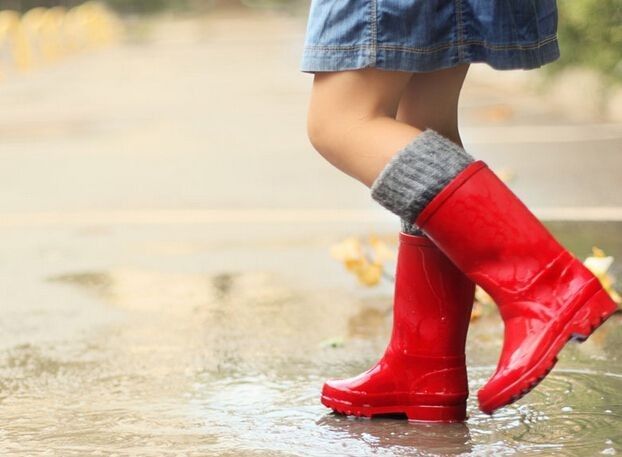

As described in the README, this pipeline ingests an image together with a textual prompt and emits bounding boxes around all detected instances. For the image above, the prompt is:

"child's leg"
[344,68,616,416]
[396,64,470,147]
[395,64,470,234]
[306,68,419,187]
[306,66,469,188]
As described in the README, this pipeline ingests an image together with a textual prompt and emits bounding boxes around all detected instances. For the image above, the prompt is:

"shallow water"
[1,223,621,456]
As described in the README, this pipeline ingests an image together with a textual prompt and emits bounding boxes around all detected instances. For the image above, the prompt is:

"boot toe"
[477,350,560,414]
[321,378,351,398]
[321,375,369,404]
[321,378,364,414]
[477,377,504,414]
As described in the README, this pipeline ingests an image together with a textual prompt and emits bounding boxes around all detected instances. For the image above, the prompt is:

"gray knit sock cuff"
[370,129,474,223]
[400,219,424,236]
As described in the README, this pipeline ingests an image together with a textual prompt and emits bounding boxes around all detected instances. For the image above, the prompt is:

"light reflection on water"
[0,256,620,455]
[187,368,622,457]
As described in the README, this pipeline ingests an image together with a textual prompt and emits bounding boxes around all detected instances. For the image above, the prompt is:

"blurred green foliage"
[555,0,622,83]
[105,0,170,13]
[104,0,193,14]
[0,0,82,10]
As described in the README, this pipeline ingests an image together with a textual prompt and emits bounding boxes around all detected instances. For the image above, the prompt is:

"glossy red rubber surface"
[321,233,475,422]
[416,161,618,415]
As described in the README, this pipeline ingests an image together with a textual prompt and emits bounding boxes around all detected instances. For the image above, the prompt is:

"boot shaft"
[391,233,475,358]
[415,162,600,312]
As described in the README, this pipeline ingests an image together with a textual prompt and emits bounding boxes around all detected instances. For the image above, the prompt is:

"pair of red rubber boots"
[321,161,618,420]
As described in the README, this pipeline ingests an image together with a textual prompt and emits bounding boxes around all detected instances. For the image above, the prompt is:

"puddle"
[0,224,621,456]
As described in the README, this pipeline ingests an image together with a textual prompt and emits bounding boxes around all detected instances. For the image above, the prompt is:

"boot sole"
[478,288,618,414]
[321,394,467,423]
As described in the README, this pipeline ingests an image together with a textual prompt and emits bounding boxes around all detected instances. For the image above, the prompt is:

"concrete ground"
[0,8,621,456]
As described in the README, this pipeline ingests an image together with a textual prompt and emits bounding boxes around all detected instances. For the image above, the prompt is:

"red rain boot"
[415,161,618,414]
[321,233,475,422]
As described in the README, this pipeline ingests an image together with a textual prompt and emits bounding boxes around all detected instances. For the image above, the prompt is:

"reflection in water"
[468,368,622,456]
[188,368,622,456]
[188,372,474,457]
[0,265,620,455]
[317,416,473,455]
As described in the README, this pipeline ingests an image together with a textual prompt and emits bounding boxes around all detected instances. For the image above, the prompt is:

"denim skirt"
[300,0,560,72]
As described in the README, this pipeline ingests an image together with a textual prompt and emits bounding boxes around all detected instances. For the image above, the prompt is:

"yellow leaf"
[330,235,391,287]
[344,257,364,273]
[584,247,621,304]
[330,237,362,262]
[368,234,395,264]
[592,246,606,258]
[354,262,383,286]
[470,301,483,321]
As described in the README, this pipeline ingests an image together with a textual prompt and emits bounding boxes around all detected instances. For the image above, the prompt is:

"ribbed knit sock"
[400,219,424,236]
[371,129,474,224]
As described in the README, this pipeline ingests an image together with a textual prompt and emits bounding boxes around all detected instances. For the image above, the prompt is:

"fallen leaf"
[584,246,621,304]
[470,301,483,321]
[368,234,395,264]
[330,235,392,287]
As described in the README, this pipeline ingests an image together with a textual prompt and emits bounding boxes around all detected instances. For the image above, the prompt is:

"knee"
[307,99,369,164]
[306,101,336,159]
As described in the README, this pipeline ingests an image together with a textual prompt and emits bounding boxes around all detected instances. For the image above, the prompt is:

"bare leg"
[396,64,470,147]
[306,65,470,187]
[306,68,418,187]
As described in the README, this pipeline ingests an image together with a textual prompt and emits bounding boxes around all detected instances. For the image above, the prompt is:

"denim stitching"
[531,0,542,66]
[382,35,557,51]
[370,0,378,65]
[455,0,464,61]
[304,34,558,53]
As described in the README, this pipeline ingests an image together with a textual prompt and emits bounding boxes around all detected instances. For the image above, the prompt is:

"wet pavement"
[2,221,621,456]
[1,8,621,457]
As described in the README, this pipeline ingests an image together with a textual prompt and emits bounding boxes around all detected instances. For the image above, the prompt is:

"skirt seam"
[370,0,378,65]
[455,0,465,60]
[303,34,558,53]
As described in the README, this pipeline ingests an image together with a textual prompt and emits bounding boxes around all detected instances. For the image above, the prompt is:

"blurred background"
[0,1,621,456]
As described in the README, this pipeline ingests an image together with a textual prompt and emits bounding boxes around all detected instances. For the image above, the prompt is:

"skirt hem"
[300,36,560,73]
